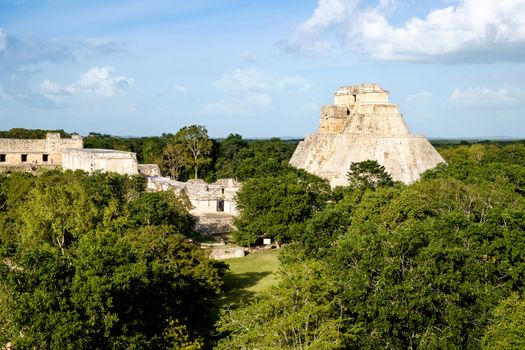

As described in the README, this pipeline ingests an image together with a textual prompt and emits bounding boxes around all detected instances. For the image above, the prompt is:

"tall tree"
[162,143,187,180]
[174,125,212,179]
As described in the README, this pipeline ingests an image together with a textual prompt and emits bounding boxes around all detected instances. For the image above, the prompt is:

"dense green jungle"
[0,128,524,349]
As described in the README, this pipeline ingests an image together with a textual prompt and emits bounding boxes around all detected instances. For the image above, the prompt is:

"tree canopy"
[347,159,393,189]
[218,142,525,349]
[0,171,225,349]
[232,170,330,246]
[3,129,525,349]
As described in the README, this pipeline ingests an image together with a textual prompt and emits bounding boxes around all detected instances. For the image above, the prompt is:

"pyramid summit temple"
[290,83,445,187]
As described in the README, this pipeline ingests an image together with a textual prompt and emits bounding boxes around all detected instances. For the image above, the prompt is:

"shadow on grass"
[220,271,272,306]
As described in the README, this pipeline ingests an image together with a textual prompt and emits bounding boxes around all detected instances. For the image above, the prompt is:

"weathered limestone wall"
[343,112,410,135]
[62,148,138,175]
[319,105,349,133]
[147,176,241,216]
[138,164,161,176]
[0,133,82,166]
[0,133,159,178]
[146,177,241,216]
[334,83,389,104]
[356,91,389,103]
[291,134,443,187]
[290,83,445,186]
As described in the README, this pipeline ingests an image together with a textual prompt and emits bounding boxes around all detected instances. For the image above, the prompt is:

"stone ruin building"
[147,176,241,216]
[0,132,83,168]
[0,132,240,229]
[62,148,139,175]
[0,132,143,175]
[0,132,242,257]
[290,83,445,187]
[147,176,241,235]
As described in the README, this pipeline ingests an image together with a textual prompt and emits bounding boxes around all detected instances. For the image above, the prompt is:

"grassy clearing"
[220,249,280,306]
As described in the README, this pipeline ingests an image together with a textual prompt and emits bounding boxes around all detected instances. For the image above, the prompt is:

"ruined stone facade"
[290,84,445,187]
[146,177,241,216]
[0,133,141,175]
[138,164,161,177]
[0,133,83,167]
[62,148,139,175]
[146,177,241,235]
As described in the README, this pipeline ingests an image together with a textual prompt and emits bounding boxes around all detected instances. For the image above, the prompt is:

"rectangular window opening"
[217,199,224,212]
[0,154,5,162]
[43,154,49,162]
[21,154,28,162]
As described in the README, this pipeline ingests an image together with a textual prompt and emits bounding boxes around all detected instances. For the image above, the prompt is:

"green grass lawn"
[220,249,280,306]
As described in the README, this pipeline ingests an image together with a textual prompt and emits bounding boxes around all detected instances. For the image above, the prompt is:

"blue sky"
[0,0,524,138]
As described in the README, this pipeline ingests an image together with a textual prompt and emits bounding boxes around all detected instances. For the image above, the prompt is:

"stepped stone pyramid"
[290,83,445,187]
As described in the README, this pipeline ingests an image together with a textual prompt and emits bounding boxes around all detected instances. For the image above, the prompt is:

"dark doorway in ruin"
[217,199,224,212]
[43,154,49,162]
[0,154,5,162]
[21,154,28,162]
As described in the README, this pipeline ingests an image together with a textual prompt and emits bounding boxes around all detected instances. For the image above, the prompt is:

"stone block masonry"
[0,133,140,176]
[0,133,83,166]
[62,148,139,175]
[290,83,445,187]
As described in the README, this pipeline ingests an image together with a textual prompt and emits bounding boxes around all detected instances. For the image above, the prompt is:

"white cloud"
[284,0,525,63]
[0,29,129,108]
[41,66,135,98]
[281,0,358,55]
[449,86,523,105]
[40,80,67,95]
[214,68,310,103]
[173,83,187,95]
[214,69,267,97]
[204,68,311,115]
[70,66,134,96]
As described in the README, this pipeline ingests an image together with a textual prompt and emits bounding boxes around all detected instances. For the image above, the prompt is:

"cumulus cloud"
[70,66,135,96]
[204,68,311,115]
[0,28,127,108]
[283,0,525,63]
[40,66,135,98]
[449,86,523,105]
[281,0,359,55]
